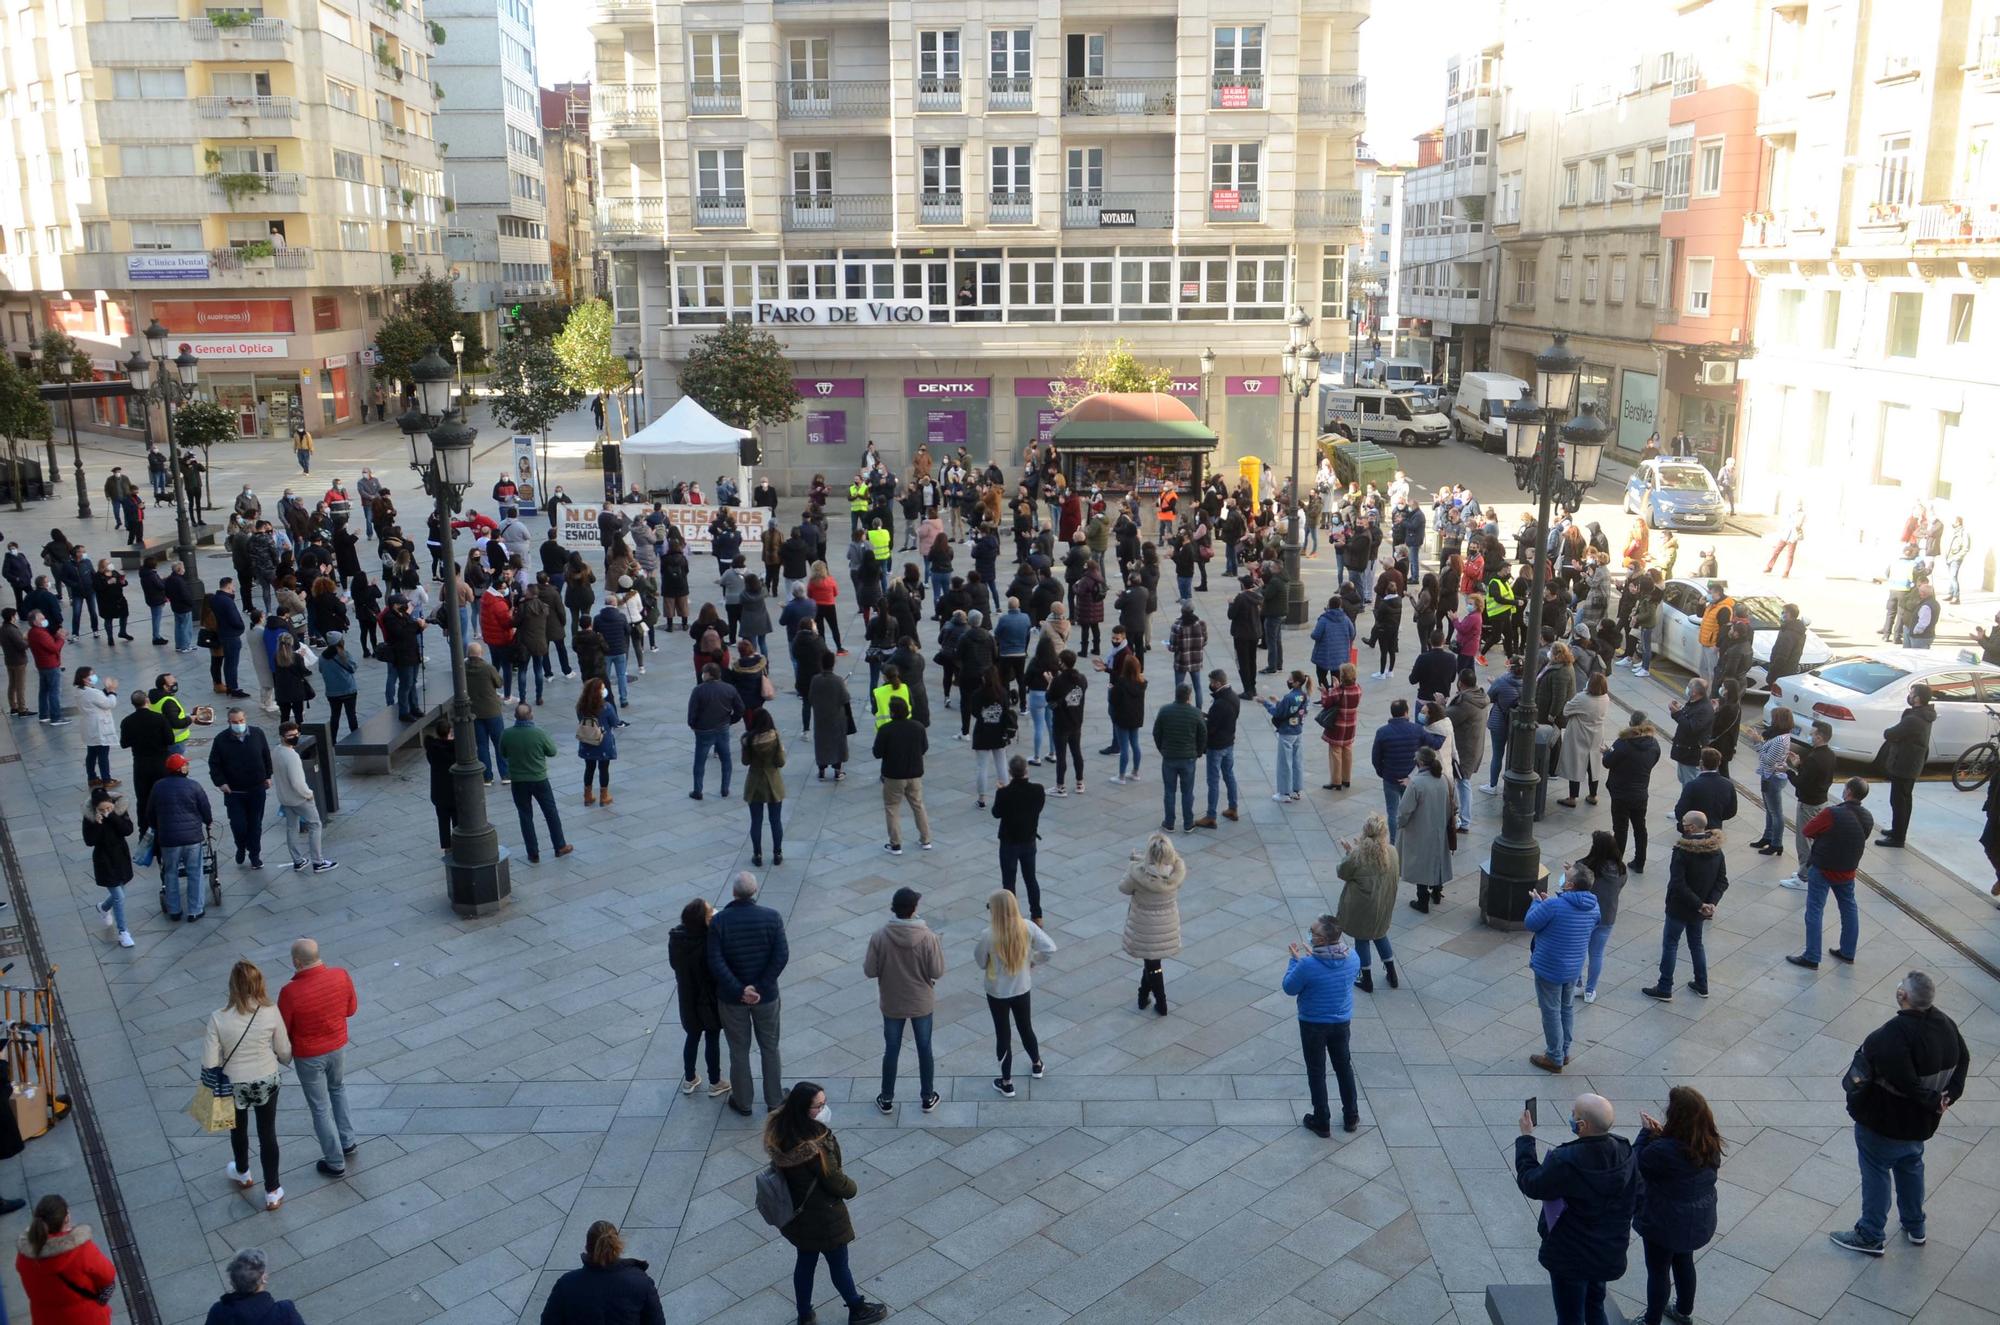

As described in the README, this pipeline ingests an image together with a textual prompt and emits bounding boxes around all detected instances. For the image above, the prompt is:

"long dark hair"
[577,677,607,719]
[1661,1084,1724,1170]
[1581,829,1620,872]
[762,1080,828,1161]
[679,898,711,936]
[25,1193,67,1254]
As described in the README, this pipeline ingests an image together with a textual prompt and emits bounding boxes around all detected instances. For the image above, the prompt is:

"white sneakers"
[264,1187,284,1211]
[118,932,134,948]
[1778,875,1807,891]
[100,908,116,930]
[226,1163,254,1189]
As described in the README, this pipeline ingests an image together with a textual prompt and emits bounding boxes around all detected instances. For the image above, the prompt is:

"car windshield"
[1653,466,1714,492]
[1386,398,1412,420]
[1481,396,1518,419]
[1813,660,1911,694]
[1734,596,1788,627]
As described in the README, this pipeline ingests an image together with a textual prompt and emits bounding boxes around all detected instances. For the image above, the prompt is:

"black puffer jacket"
[1631,1129,1718,1253]
[1515,1132,1638,1281]
[539,1257,665,1325]
[667,922,721,1034]
[1847,1007,1969,1142]
[1602,725,1661,802]
[1665,829,1729,923]
[1880,702,1936,780]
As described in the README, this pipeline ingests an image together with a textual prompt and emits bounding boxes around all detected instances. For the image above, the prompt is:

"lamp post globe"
[411,348,454,419]
[1534,333,1582,413]
[143,319,171,361]
[173,348,200,387]
[123,349,152,395]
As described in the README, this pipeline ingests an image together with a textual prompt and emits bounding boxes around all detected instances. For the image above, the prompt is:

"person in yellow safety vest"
[1697,588,1734,680]
[872,662,911,727]
[866,520,892,590]
[1482,575,1517,660]
[848,478,871,536]
[149,678,193,749]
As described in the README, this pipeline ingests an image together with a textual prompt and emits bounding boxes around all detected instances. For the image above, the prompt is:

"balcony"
[190,16,291,46]
[504,280,557,298]
[1295,188,1362,230]
[1972,31,2000,86]
[1912,200,2000,247]
[689,80,742,116]
[207,171,305,204]
[1062,190,1172,229]
[1210,74,1263,110]
[1062,78,1175,116]
[195,95,299,121]
[210,245,315,271]
[1207,187,1261,222]
[916,76,962,112]
[775,80,889,119]
[919,191,964,225]
[594,83,658,133]
[987,75,1034,111]
[987,190,1035,224]
[1300,74,1367,119]
[782,193,891,233]
[1756,81,1801,136]
[598,196,665,241]
[694,193,748,227]
[1740,210,1789,248]
[587,0,650,25]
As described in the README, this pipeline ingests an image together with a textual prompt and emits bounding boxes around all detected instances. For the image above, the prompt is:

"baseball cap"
[891,887,921,917]
[165,753,189,773]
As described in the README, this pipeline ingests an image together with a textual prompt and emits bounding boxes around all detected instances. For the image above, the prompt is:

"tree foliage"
[172,399,240,449]
[31,330,91,383]
[1047,339,1175,416]
[489,334,583,438]
[551,299,634,436]
[513,301,572,342]
[0,356,52,443]
[373,269,484,389]
[678,321,799,431]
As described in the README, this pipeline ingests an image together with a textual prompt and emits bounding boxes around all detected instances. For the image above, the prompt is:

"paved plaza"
[0,417,1996,1325]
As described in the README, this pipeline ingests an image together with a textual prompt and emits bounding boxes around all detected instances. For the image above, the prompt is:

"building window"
[81,222,110,253]
[333,149,365,181]
[1609,255,1628,303]
[989,144,1032,222]
[121,144,193,176]
[1875,133,1912,208]
[326,77,357,111]
[987,27,1032,107]
[1684,256,1713,315]
[1513,258,1535,305]
[1582,257,1599,301]
[1640,254,1660,304]
[1320,250,1347,320]
[339,220,371,250]
[1209,142,1261,218]
[1949,292,1975,344]
[1885,290,1921,355]
[1008,257,1055,321]
[1590,158,1607,203]
[1556,258,1572,300]
[1060,256,1113,321]
[131,221,203,250]
[695,148,746,224]
[1649,149,1667,194]
[688,31,741,113]
[1211,25,1264,107]
[112,67,186,98]
[1563,163,1578,205]
[1820,291,1842,348]
[920,145,963,223]
[1694,139,1724,197]
[918,29,962,109]
[612,253,640,325]
[319,2,354,43]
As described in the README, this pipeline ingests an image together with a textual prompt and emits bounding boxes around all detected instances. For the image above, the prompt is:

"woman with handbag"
[201,960,292,1211]
[743,706,787,866]
[762,1082,890,1325]
[806,652,851,781]
[574,677,620,807]
[15,1193,116,1325]
[271,634,313,726]
[82,787,136,949]
[1319,662,1363,791]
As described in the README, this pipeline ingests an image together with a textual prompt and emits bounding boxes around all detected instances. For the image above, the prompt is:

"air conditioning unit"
[1699,359,1737,386]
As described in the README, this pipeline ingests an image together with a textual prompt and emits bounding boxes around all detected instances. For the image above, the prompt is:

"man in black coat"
[1672,748,1737,829]
[209,578,249,698]
[1876,684,1935,847]
[991,755,1046,920]
[705,870,790,1118]
[1782,719,1840,889]
[207,705,272,869]
[1644,810,1729,1001]
[119,690,175,832]
[1196,669,1241,827]
[1515,1092,1637,1325]
[1830,971,1969,1255]
[1227,576,1263,697]
[1407,631,1459,705]
[1666,679,1713,787]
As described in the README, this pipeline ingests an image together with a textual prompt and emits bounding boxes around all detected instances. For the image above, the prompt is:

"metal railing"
[1296,188,1363,229]
[1911,200,2000,244]
[693,193,747,227]
[782,193,892,233]
[987,75,1033,110]
[688,80,742,115]
[195,94,298,117]
[1062,77,1175,116]
[593,82,658,127]
[1062,190,1173,229]
[1740,211,1790,248]
[916,75,962,111]
[919,190,964,224]
[1209,73,1264,109]
[210,245,314,269]
[988,190,1035,224]
[1299,74,1367,117]
[775,80,889,118]
[206,171,303,198]
[191,17,290,40]
[1207,187,1262,221]
[597,196,665,238]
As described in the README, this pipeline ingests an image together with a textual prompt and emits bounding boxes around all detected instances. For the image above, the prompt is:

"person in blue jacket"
[1523,860,1600,1073]
[1282,915,1361,1137]
[1309,597,1356,691]
[1632,1086,1722,1325]
[1515,1092,1638,1325]
[1370,698,1443,842]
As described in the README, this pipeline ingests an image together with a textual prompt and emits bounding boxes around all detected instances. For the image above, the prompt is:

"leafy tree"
[514,301,572,342]
[678,321,799,431]
[31,330,91,383]
[172,399,239,449]
[0,356,52,510]
[1046,339,1175,415]
[551,299,635,437]
[372,269,485,390]
[490,334,583,440]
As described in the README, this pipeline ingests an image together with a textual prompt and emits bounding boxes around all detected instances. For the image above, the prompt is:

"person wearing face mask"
[208,706,273,870]
[1515,1092,1637,1325]
[762,1080,891,1325]
[72,665,120,789]
[379,592,429,722]
[272,721,336,873]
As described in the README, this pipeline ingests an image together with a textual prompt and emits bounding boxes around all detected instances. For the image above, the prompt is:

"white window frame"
[1609,255,1628,303]
[1556,257,1573,300]
[1513,258,1535,305]
[1640,254,1661,304]
[1694,137,1724,198]
[1876,132,1913,208]
[1563,164,1579,205]
[1582,256,1599,301]
[1008,257,1055,321]
[1684,256,1713,316]
[1211,25,1264,108]
[1209,142,1261,218]
[918,29,962,110]
[988,27,1032,109]
[989,144,1033,222]
[1060,255,1113,321]
[920,144,963,223]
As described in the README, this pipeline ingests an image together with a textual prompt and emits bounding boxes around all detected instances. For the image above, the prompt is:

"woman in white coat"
[1556,672,1612,807]
[1120,833,1185,1015]
[202,959,293,1210]
[72,665,120,790]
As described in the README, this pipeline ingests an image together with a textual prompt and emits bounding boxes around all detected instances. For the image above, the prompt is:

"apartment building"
[434,0,554,342]
[1738,0,2000,541]
[1350,151,1404,365]
[0,0,447,437]
[590,0,1368,491]
[542,83,597,303]
[1491,0,1681,458]
[1400,44,1500,382]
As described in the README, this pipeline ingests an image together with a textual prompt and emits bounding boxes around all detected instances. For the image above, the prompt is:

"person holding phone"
[1515,1092,1637,1325]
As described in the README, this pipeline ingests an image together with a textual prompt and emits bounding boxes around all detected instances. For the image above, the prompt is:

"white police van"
[1320,386,1451,448]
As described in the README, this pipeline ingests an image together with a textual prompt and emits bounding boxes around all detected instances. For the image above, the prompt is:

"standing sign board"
[561,504,770,552]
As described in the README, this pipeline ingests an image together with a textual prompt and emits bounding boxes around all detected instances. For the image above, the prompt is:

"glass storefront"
[212,375,305,440]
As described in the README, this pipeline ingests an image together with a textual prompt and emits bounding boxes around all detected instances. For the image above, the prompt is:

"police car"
[1320,387,1451,448]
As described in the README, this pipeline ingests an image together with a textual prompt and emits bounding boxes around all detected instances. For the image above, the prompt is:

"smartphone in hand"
[1525,1096,1538,1126]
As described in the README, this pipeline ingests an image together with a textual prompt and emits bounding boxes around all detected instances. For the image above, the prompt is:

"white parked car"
[1653,579,1833,690]
[1766,650,2000,765]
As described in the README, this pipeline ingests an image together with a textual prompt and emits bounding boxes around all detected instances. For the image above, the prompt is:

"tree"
[30,330,91,383]
[551,299,635,437]
[490,336,582,439]
[678,321,799,431]
[514,301,572,342]
[1046,339,1175,416]
[372,269,485,390]
[172,399,239,450]
[0,356,52,511]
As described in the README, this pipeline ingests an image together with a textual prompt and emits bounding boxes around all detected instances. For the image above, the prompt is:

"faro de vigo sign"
[754,300,930,326]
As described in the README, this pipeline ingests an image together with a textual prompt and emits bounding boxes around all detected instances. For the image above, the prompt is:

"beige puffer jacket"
[1119,855,1186,960]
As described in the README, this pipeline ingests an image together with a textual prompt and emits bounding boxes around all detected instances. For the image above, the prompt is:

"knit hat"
[323,630,344,645]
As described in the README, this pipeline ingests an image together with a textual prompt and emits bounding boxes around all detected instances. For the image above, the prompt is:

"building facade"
[0,0,447,436]
[1737,0,2000,551]
[589,0,1368,492]
[542,83,597,303]
[434,0,554,343]
[1400,44,1500,382]
[1350,153,1404,367]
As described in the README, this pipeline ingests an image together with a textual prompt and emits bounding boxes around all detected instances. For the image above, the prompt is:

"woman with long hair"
[72,665,117,790]
[1368,576,1404,678]
[1120,832,1185,1014]
[1108,647,1147,784]
[1750,706,1797,857]
[763,1082,890,1324]
[743,706,787,865]
[1320,662,1363,791]
[15,1193,116,1325]
[574,676,620,806]
[202,960,292,1210]
[1577,829,1627,1003]
[974,888,1057,1097]
[272,633,311,726]
[1262,670,1312,803]
[667,898,726,1097]
[539,1220,666,1325]
[1023,632,1060,766]
[1336,813,1400,990]
[1633,1086,1723,1325]
[83,786,135,949]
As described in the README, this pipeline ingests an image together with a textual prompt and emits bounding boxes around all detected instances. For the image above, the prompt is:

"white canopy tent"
[620,395,754,494]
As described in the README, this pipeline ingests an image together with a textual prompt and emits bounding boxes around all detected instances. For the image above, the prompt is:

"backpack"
[754,1164,815,1228]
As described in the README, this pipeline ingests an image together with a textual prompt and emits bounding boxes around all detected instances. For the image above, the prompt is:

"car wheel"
[1399,431,1418,447]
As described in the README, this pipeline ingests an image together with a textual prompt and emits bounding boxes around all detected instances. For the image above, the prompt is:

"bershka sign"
[754,300,928,327]
[903,379,990,398]
[793,378,867,398]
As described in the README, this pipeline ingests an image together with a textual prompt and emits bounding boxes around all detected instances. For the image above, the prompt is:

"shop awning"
[1051,391,1217,448]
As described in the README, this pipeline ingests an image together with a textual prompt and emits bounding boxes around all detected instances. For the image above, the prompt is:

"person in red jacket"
[276,937,359,1178]
[26,611,67,725]
[15,1193,116,1325]
[478,587,519,699]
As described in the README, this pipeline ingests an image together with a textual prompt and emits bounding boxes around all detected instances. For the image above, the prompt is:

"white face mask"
[812,1106,832,1126]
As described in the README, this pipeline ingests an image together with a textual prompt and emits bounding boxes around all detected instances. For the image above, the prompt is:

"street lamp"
[1199,346,1216,427]
[27,345,64,490]
[1479,334,1610,928]
[1279,309,1319,625]
[124,334,206,601]
[449,329,465,403]
[46,352,90,520]
[401,344,510,916]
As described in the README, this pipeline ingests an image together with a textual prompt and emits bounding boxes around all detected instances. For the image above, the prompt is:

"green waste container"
[1316,434,1397,493]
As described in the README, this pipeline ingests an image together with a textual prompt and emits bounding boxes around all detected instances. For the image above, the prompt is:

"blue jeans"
[1534,974,1574,1061]
[509,778,567,857]
[1636,626,1653,670]
[149,602,164,639]
[1114,726,1142,777]
[1803,866,1859,962]
[1026,689,1051,760]
[68,593,98,636]
[1454,775,1471,827]
[1177,575,1193,603]
[1853,1123,1926,1245]
[36,668,62,720]
[86,745,111,784]
[1384,780,1405,843]
[220,636,241,690]
[1299,1019,1358,1128]
[693,728,732,795]
[1262,616,1282,668]
[1206,745,1238,816]
[794,1243,862,1319]
[607,653,629,704]
[1759,775,1787,848]
[929,569,949,606]
[393,663,422,717]
[1225,544,1239,577]
[97,885,127,932]
[1160,757,1196,827]
[1175,668,1206,711]
[1548,1275,1609,1325]
[1947,557,1965,600]
[1354,935,1394,968]
[1487,733,1506,787]
[174,610,194,650]
[879,1013,935,1103]
[159,841,206,916]
[474,714,508,780]
[1676,761,1697,786]
[1658,915,1707,989]
[294,1048,356,1168]
[1275,732,1303,797]
[1585,921,1613,994]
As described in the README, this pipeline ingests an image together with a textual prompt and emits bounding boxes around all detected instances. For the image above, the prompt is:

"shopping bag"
[186,1083,236,1134]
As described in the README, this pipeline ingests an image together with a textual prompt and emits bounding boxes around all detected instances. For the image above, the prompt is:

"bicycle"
[1950,705,2000,791]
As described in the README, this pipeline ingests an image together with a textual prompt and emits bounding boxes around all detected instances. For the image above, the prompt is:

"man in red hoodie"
[25,610,66,725]
[277,937,359,1177]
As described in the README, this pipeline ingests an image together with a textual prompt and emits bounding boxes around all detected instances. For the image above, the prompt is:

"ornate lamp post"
[124,330,205,599]
[1279,308,1320,625]
[1479,334,1610,927]
[399,347,511,916]
[1198,346,1216,427]
[449,329,465,402]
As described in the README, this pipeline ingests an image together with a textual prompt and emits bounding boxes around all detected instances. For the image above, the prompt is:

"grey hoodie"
[862,918,945,1018]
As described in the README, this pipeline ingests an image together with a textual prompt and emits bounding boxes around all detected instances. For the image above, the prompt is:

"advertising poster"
[561,504,770,552]
[1036,408,1061,444]
[1618,370,1659,452]
[510,435,539,507]
[926,409,968,446]
[805,410,846,445]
